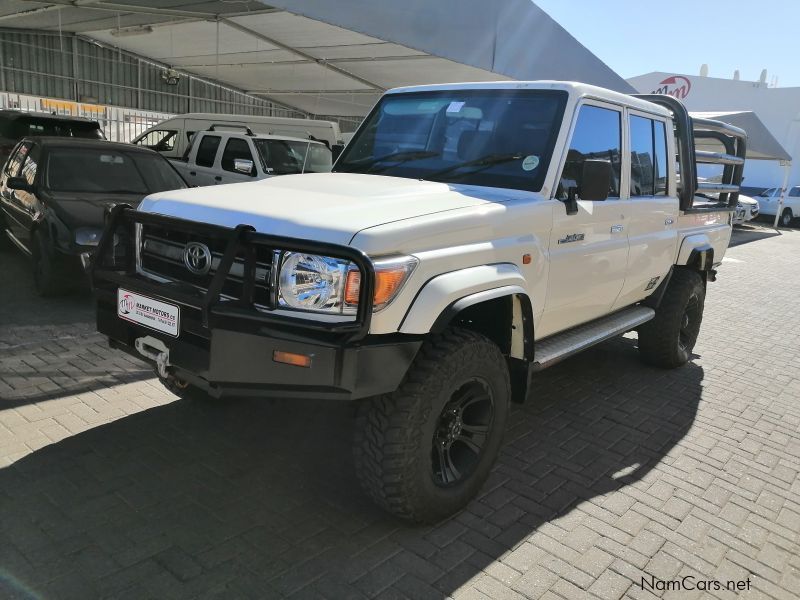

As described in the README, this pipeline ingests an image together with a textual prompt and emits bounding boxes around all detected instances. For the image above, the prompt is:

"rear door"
[542,102,630,337]
[614,111,679,309]
[189,133,223,186]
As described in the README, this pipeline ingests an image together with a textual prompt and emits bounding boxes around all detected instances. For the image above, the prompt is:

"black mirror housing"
[7,176,33,192]
[580,160,613,201]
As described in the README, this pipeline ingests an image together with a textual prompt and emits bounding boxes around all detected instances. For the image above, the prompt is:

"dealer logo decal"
[651,75,692,99]
[119,293,136,315]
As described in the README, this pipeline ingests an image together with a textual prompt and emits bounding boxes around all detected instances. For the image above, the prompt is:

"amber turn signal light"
[345,268,409,307]
[273,350,312,368]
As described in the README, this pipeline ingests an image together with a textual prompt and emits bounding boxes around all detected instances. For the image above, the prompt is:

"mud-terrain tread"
[638,268,705,369]
[354,327,509,522]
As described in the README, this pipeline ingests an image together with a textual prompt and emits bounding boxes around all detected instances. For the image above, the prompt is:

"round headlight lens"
[278,253,349,311]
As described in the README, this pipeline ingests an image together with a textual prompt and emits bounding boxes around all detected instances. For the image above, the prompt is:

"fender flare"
[677,235,714,270]
[399,263,531,335]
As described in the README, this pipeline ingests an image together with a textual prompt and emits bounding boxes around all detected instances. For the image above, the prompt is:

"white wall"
[627,72,799,189]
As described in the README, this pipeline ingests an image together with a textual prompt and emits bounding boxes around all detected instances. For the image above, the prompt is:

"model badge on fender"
[557,233,585,244]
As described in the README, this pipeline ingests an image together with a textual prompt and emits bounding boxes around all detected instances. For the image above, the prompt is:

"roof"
[387,81,671,117]
[0,0,632,117]
[690,111,792,162]
[0,110,100,125]
[25,137,158,153]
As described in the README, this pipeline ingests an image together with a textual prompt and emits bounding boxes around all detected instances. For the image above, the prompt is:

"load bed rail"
[634,94,747,212]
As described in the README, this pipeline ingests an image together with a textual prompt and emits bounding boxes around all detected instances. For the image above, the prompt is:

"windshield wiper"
[343,150,439,173]
[427,153,523,180]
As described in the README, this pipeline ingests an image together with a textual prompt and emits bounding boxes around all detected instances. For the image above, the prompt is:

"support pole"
[773,161,792,228]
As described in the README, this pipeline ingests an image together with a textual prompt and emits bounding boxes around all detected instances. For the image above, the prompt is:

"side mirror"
[580,159,613,201]
[234,158,254,175]
[7,176,33,193]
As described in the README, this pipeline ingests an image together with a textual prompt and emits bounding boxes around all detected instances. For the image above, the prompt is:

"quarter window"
[195,135,221,168]
[790,187,800,197]
[558,105,622,200]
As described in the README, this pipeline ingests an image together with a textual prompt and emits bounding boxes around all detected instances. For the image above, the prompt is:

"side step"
[532,306,655,371]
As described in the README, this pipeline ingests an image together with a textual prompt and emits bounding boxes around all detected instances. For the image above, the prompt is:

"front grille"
[138,223,275,307]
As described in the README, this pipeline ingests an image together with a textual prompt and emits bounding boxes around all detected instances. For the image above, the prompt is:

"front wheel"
[638,269,706,368]
[780,208,794,227]
[354,328,510,523]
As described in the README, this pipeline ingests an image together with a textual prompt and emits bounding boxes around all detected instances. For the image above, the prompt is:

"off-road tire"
[780,208,794,227]
[638,269,705,368]
[32,231,68,297]
[354,327,510,523]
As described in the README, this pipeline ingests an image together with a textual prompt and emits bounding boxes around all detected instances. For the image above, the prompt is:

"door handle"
[665,217,674,225]
[214,176,222,182]
[189,171,197,176]
[610,224,624,233]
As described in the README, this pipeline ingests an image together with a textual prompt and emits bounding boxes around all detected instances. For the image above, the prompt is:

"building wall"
[628,72,800,189]
[0,28,305,118]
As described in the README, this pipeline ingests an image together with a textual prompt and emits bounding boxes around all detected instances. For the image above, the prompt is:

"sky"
[535,0,800,87]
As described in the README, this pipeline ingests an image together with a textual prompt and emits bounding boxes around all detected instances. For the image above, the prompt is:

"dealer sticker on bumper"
[117,289,180,337]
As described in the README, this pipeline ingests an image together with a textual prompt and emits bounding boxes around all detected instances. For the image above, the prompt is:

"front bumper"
[92,206,421,400]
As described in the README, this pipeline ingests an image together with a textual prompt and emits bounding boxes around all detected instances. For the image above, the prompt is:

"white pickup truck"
[91,81,745,522]
[170,128,332,187]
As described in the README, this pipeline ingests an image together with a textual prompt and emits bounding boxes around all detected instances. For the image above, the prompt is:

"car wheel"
[32,231,67,296]
[780,208,794,227]
[354,327,510,523]
[638,269,706,369]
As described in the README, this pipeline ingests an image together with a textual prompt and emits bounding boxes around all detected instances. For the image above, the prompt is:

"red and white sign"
[117,289,180,337]
[650,75,692,99]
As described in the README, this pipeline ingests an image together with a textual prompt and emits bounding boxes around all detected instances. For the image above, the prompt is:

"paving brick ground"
[0,223,798,600]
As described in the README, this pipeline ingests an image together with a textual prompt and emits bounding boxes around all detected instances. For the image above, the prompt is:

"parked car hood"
[49,191,146,229]
[138,173,523,246]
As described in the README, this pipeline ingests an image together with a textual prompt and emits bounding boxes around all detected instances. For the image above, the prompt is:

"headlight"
[75,227,104,246]
[278,253,417,314]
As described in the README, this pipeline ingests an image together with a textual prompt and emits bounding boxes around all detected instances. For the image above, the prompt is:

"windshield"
[335,89,567,192]
[46,148,187,194]
[253,139,333,174]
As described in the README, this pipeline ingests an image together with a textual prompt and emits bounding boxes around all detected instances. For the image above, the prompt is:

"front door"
[541,102,629,338]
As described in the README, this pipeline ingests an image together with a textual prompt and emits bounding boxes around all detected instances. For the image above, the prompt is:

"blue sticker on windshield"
[522,155,539,171]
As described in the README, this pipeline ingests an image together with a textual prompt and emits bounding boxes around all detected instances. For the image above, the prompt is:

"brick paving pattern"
[0,223,798,599]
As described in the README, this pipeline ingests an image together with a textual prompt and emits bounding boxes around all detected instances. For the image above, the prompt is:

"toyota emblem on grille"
[183,242,212,275]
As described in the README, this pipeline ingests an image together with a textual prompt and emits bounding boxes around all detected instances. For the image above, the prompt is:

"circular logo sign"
[183,242,212,275]
[119,293,136,315]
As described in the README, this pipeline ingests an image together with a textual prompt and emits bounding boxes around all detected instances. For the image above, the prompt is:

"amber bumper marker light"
[273,350,312,368]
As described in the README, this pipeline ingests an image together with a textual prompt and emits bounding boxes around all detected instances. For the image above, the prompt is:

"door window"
[629,115,669,197]
[558,105,622,200]
[195,135,221,168]
[20,144,40,185]
[221,138,256,176]
[790,187,800,197]
[4,142,30,176]
[135,130,178,152]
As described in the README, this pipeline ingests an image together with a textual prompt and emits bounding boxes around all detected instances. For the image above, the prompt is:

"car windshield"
[253,139,333,174]
[46,148,186,194]
[334,89,567,192]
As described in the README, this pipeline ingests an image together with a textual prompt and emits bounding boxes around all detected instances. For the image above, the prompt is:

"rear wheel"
[780,208,794,227]
[638,269,705,368]
[354,328,510,523]
[32,231,68,296]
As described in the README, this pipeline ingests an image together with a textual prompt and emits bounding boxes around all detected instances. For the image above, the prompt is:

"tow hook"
[134,336,172,379]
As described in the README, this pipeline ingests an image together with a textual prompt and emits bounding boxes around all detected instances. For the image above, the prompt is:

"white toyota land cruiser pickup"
[91,82,746,522]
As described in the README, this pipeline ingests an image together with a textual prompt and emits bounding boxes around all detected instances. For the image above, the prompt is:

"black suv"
[0,110,104,168]
[0,137,187,295]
